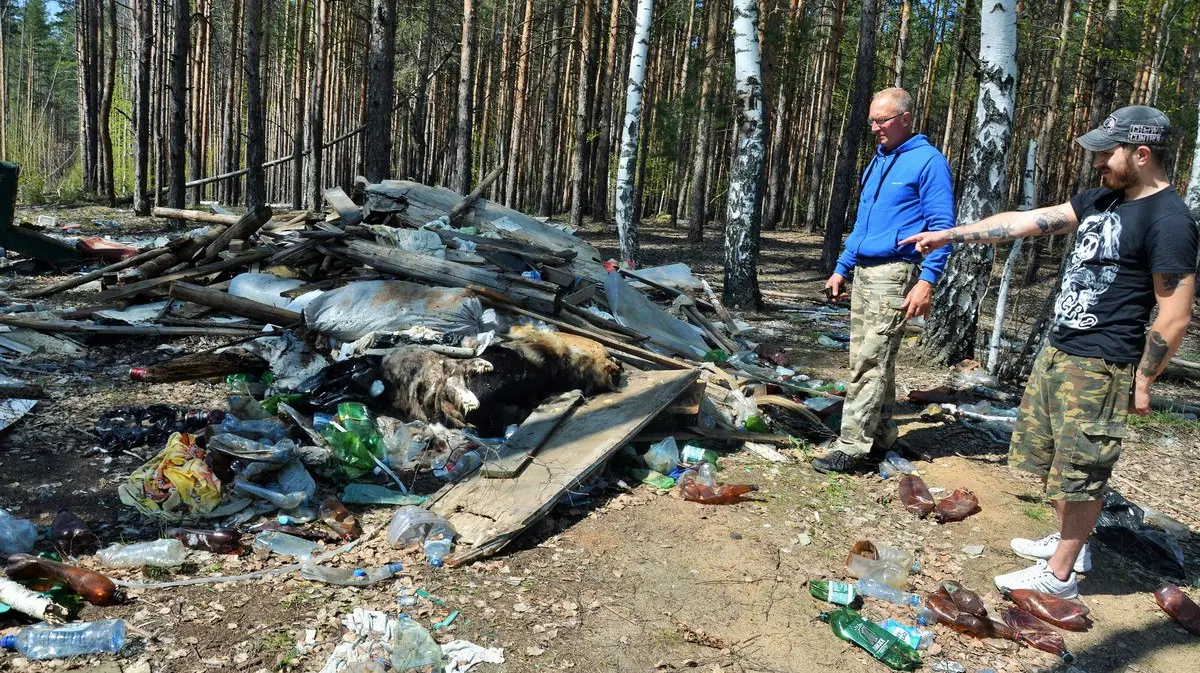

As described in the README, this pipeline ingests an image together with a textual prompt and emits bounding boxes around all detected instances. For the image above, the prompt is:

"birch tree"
[614,0,654,266]
[1186,98,1200,213]
[921,0,1019,365]
[723,0,763,309]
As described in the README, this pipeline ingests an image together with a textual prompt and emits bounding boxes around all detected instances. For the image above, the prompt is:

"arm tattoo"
[1138,330,1170,378]
[1160,273,1186,291]
[950,222,1016,243]
[1034,210,1070,235]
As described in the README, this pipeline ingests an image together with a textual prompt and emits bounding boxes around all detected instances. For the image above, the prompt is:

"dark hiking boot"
[811,450,866,474]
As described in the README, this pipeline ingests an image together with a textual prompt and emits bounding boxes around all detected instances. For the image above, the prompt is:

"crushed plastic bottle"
[645,437,680,474]
[858,577,920,606]
[391,615,444,671]
[879,461,894,479]
[0,619,126,660]
[340,483,427,506]
[431,449,482,481]
[387,506,455,548]
[885,451,918,475]
[50,510,100,557]
[937,580,987,618]
[1006,588,1093,631]
[1154,584,1200,635]
[424,538,452,567]
[810,580,859,606]
[935,488,981,523]
[166,527,242,554]
[3,554,120,606]
[0,508,38,554]
[299,562,404,586]
[923,593,1012,640]
[1002,607,1075,660]
[321,402,386,480]
[819,608,922,671]
[899,475,935,518]
[878,618,934,650]
[680,443,720,467]
[97,539,186,568]
[252,530,322,562]
[318,497,362,541]
[219,416,290,443]
[630,468,676,489]
[679,469,757,505]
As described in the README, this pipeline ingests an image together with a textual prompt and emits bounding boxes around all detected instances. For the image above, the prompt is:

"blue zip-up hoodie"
[833,134,955,285]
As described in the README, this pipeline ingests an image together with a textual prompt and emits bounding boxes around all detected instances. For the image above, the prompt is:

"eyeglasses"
[869,112,902,126]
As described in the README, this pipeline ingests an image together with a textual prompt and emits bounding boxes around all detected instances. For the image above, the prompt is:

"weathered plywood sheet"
[432,369,698,562]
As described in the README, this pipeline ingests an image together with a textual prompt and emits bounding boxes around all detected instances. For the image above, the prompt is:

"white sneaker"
[1010,532,1092,573]
[994,560,1079,599]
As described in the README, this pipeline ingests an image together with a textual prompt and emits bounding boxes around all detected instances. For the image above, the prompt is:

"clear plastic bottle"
[252,530,322,562]
[391,615,443,671]
[424,538,452,567]
[0,619,126,660]
[431,450,482,482]
[219,416,289,443]
[878,461,894,479]
[97,539,186,568]
[873,543,919,574]
[398,585,418,607]
[861,563,909,590]
[857,577,920,606]
[878,618,934,650]
[885,451,918,475]
[0,508,38,554]
[299,562,404,586]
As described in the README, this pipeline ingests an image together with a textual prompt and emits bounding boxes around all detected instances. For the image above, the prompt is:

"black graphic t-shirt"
[1049,186,1199,363]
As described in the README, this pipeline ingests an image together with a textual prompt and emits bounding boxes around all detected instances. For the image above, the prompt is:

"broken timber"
[167,282,302,326]
[429,368,698,564]
[480,390,583,479]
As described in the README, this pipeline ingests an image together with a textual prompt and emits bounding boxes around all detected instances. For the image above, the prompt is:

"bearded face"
[1096,146,1140,190]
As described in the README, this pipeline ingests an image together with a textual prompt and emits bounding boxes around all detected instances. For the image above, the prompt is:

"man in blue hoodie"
[814,88,956,474]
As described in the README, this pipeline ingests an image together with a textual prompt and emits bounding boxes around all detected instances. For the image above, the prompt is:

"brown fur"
[504,324,621,395]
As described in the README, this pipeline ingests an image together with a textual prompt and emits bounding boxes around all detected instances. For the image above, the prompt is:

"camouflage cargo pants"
[835,261,917,458]
[1008,345,1132,501]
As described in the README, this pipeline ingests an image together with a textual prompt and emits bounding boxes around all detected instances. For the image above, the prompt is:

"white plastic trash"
[229,273,304,308]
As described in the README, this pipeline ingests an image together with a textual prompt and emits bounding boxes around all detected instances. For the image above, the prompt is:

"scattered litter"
[962,544,985,556]
[442,639,505,673]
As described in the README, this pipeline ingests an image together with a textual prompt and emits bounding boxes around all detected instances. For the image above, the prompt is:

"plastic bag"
[118,433,222,520]
[1094,490,1186,578]
[367,225,447,258]
[303,280,487,342]
[387,506,455,548]
[229,273,304,308]
[603,271,708,358]
[644,437,680,474]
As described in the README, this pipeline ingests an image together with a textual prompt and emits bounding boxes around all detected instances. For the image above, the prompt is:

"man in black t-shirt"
[902,106,1198,598]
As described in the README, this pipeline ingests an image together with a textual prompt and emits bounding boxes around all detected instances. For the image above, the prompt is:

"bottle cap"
[129,367,148,381]
[429,557,443,568]
[353,569,367,578]
[387,562,404,572]
[0,635,15,650]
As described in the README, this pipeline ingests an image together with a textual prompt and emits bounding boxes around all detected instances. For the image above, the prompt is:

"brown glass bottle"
[318,497,362,541]
[1003,607,1074,660]
[1154,585,1200,636]
[166,527,242,554]
[50,510,100,557]
[899,475,935,517]
[4,554,121,606]
[934,488,981,523]
[1006,588,1093,632]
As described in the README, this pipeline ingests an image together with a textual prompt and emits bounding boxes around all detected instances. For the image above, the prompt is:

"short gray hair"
[873,87,913,115]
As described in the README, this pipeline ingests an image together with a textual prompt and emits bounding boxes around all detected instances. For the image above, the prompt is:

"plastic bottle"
[1006,588,1093,632]
[97,539,187,568]
[937,580,988,618]
[858,577,920,606]
[391,615,444,671]
[51,510,100,557]
[0,619,126,660]
[679,469,757,505]
[696,462,719,487]
[3,554,120,606]
[424,538,452,567]
[885,451,918,475]
[341,484,428,506]
[1002,607,1074,660]
[318,497,362,541]
[809,580,859,606]
[898,475,935,518]
[680,443,719,467]
[252,530,322,562]
[935,488,982,524]
[878,618,934,650]
[0,508,38,554]
[873,543,919,574]
[923,593,1012,640]
[432,449,482,482]
[299,562,404,586]
[165,527,242,554]
[398,585,418,607]
[644,437,681,474]
[860,563,909,590]
[878,461,894,479]
[629,468,676,489]
[1154,585,1200,635]
[219,416,289,443]
[819,608,922,671]
[387,506,456,548]
[321,402,386,480]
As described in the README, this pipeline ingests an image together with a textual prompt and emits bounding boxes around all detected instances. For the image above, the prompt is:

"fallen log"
[448,164,505,223]
[196,205,273,263]
[152,207,240,226]
[0,314,265,337]
[97,250,272,302]
[168,282,302,326]
[23,246,173,298]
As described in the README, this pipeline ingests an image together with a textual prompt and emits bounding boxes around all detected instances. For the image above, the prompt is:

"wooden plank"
[322,186,364,226]
[152,207,240,225]
[481,391,583,479]
[0,315,265,337]
[195,205,273,263]
[432,368,698,564]
[167,282,302,325]
[96,251,271,302]
[23,246,173,298]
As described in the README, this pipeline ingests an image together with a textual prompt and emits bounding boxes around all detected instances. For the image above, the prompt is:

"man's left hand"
[901,280,934,320]
[1130,381,1153,415]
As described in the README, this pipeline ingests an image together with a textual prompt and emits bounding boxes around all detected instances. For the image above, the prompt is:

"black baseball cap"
[1077,105,1172,152]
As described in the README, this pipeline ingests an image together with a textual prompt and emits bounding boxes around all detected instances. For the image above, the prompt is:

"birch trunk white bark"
[615,0,655,266]
[723,0,764,309]
[988,141,1036,375]
[1186,96,1200,213]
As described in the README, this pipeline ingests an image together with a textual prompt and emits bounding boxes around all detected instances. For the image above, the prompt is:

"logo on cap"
[1101,115,1118,135]
[1128,124,1164,144]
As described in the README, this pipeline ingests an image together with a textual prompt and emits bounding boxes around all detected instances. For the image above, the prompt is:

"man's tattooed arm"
[1160,273,1187,291]
[938,205,1078,246]
[1034,209,1072,235]
[1138,330,1170,379]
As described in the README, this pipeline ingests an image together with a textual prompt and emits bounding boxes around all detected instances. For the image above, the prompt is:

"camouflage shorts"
[1008,345,1133,501]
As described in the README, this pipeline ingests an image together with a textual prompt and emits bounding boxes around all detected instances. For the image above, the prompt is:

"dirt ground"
[1,207,1198,673]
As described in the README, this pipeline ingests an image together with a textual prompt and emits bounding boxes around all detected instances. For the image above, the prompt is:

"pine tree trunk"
[291,0,309,209]
[0,4,6,161]
[820,0,878,271]
[613,0,654,265]
[97,0,116,204]
[1076,0,1119,190]
[168,0,190,211]
[891,0,911,87]
[503,0,536,207]
[763,0,800,230]
[687,0,724,243]
[409,0,435,183]
[1034,0,1073,198]
[133,0,153,215]
[453,0,477,194]
[243,0,265,208]
[364,0,397,182]
[1186,96,1200,212]
[588,0,623,220]
[306,0,328,208]
[538,0,566,216]
[804,0,844,232]
[569,0,596,230]
[724,0,765,309]
[922,0,1018,366]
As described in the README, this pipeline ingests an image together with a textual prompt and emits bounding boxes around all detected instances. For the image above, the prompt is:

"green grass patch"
[1127,409,1200,432]
[1022,502,1053,522]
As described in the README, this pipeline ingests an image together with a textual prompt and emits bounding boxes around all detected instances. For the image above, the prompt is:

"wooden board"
[431,368,698,564]
[480,390,583,479]
[322,186,364,226]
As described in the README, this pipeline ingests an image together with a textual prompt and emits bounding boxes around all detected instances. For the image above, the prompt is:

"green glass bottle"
[819,608,922,671]
[809,580,859,606]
